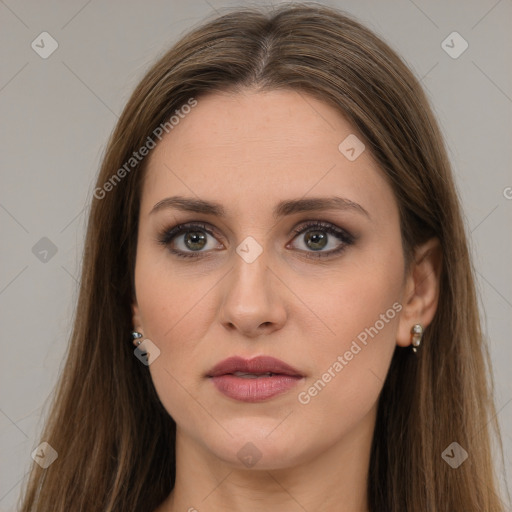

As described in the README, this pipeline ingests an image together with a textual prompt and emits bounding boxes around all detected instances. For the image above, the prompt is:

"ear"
[396,238,442,347]
[131,300,144,334]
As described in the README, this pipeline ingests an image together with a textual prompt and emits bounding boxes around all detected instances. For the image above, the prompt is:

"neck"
[158,406,376,512]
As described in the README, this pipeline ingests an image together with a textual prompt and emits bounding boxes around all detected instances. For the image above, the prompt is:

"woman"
[19,3,507,511]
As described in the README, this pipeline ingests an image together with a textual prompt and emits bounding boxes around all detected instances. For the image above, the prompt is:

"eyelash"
[157,220,355,260]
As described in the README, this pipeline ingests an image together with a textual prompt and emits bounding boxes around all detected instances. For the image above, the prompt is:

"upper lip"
[206,356,304,378]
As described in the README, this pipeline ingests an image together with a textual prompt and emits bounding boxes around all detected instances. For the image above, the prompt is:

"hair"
[18,3,508,511]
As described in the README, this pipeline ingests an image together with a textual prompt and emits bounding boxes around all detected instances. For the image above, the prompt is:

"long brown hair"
[18,3,508,511]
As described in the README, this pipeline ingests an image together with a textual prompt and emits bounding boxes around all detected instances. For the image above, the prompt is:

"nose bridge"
[229,243,273,306]
[219,240,287,335]
[230,229,272,290]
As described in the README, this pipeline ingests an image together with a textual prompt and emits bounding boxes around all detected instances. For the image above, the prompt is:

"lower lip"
[210,374,301,402]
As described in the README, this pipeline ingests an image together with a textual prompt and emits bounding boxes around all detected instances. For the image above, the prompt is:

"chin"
[197,418,312,471]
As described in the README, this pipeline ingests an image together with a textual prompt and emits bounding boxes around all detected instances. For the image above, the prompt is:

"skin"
[132,89,441,512]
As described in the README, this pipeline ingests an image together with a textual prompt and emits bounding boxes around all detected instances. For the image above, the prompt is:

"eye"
[288,221,355,258]
[157,222,223,259]
[157,220,355,260]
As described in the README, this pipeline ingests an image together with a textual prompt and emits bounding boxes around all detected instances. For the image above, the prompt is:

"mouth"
[206,356,304,402]
[206,355,303,378]
[229,371,282,378]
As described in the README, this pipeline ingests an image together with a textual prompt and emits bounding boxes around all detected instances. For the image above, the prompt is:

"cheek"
[134,233,214,332]
[293,247,403,414]
[133,243,220,383]
[297,241,404,348]
[134,253,216,421]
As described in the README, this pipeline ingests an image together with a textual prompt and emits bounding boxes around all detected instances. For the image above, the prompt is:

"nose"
[218,250,287,338]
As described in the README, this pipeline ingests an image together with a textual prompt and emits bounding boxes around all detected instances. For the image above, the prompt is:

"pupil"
[185,231,206,250]
[305,231,327,250]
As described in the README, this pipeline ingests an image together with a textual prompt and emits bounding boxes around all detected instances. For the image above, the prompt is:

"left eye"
[288,221,354,257]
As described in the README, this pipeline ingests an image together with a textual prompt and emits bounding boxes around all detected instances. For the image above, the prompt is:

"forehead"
[141,89,397,223]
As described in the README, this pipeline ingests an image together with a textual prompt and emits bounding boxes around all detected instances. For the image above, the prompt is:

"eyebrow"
[150,195,370,220]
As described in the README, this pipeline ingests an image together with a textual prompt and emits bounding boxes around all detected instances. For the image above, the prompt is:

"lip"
[207,356,303,378]
[207,356,304,403]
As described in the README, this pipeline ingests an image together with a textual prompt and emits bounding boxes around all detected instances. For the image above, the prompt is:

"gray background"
[0,0,511,510]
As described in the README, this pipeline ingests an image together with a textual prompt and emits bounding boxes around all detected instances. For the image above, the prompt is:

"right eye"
[157,222,224,259]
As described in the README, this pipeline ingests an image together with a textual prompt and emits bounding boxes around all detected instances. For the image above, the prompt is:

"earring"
[131,331,143,347]
[411,324,423,353]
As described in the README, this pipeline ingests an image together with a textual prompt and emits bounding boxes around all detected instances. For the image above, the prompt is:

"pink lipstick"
[207,356,303,402]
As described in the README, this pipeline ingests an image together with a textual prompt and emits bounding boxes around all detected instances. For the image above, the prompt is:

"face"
[132,89,407,470]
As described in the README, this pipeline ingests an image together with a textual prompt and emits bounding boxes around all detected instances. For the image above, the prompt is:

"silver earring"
[131,331,143,347]
[411,324,423,353]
